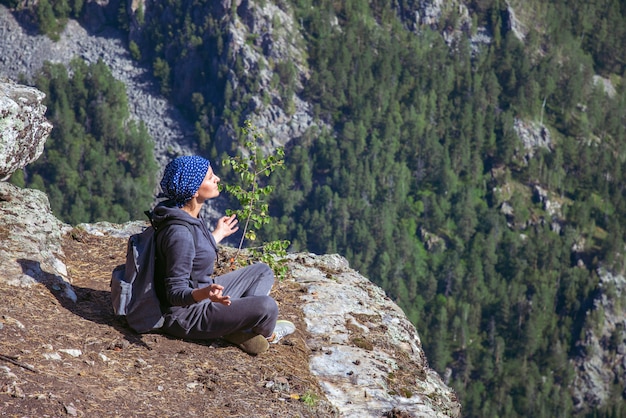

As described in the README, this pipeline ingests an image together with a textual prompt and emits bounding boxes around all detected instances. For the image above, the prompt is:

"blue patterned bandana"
[159,156,211,207]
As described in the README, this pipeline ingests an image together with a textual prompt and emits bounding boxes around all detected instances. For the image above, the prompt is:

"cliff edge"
[0,79,460,417]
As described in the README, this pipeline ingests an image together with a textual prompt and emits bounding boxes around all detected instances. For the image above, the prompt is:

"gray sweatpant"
[161,263,278,340]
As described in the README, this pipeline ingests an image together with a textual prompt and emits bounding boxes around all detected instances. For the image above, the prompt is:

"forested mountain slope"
[2,0,626,416]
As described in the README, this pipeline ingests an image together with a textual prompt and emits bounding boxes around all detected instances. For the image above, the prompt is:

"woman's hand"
[193,284,231,306]
[212,214,239,244]
[207,283,231,305]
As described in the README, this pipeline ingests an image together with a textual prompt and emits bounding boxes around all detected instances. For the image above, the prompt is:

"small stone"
[134,358,149,369]
[0,366,16,379]
[186,382,200,390]
[64,403,78,416]
[59,349,82,357]
[43,352,62,361]
[2,316,25,329]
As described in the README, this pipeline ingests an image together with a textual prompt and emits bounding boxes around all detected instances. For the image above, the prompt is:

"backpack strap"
[148,212,200,288]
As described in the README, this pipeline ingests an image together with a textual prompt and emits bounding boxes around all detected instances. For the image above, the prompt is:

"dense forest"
[6,0,626,416]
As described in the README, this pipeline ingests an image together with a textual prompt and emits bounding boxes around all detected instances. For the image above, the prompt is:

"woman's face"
[196,167,220,200]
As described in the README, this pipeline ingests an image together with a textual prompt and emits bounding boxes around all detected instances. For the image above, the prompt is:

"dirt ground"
[0,228,339,417]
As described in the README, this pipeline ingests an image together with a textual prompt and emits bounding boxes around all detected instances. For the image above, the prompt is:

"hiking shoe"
[223,331,269,355]
[269,320,296,344]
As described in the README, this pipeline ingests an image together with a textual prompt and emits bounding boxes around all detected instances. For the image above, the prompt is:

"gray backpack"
[110,218,195,333]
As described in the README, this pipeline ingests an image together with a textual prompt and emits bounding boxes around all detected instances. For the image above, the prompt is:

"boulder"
[0,79,52,181]
[288,252,461,417]
[0,181,74,299]
[0,80,73,296]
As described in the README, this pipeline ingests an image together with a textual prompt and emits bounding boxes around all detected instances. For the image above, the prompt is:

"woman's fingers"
[207,284,231,305]
[214,294,231,305]
[223,214,239,229]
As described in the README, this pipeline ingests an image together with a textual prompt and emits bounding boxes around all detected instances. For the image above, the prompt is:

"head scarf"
[159,156,211,207]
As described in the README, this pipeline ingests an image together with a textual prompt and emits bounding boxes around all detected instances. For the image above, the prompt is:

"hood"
[150,200,204,229]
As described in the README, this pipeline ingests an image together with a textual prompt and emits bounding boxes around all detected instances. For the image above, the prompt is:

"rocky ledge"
[0,176,461,417]
[0,79,461,416]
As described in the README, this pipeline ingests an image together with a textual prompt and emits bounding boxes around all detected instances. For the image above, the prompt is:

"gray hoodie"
[151,201,218,310]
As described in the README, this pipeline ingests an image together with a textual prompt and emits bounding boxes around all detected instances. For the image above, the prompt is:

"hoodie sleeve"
[157,224,198,306]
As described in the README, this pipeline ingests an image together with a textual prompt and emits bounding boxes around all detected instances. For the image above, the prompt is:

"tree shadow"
[5,7,40,37]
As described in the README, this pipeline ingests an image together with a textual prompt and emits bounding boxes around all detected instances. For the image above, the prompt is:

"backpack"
[110,216,196,333]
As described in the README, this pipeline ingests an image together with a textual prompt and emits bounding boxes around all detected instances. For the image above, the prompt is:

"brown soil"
[0,228,338,417]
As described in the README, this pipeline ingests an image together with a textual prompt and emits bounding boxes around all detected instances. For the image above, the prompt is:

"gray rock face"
[506,1,527,41]
[0,80,52,180]
[288,253,461,417]
[0,181,74,299]
[0,81,71,296]
[572,269,626,413]
[416,0,455,27]
[212,0,319,155]
[513,118,552,162]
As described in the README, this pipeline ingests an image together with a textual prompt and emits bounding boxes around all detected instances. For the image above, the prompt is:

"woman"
[152,155,294,354]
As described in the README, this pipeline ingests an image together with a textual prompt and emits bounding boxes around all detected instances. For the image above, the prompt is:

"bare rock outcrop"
[505,1,527,41]
[0,79,52,181]
[289,253,461,417]
[572,269,626,413]
[193,0,320,156]
[0,182,72,291]
[513,118,552,162]
[0,80,70,295]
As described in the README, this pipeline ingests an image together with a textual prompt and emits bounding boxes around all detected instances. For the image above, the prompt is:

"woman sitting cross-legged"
[151,155,295,354]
